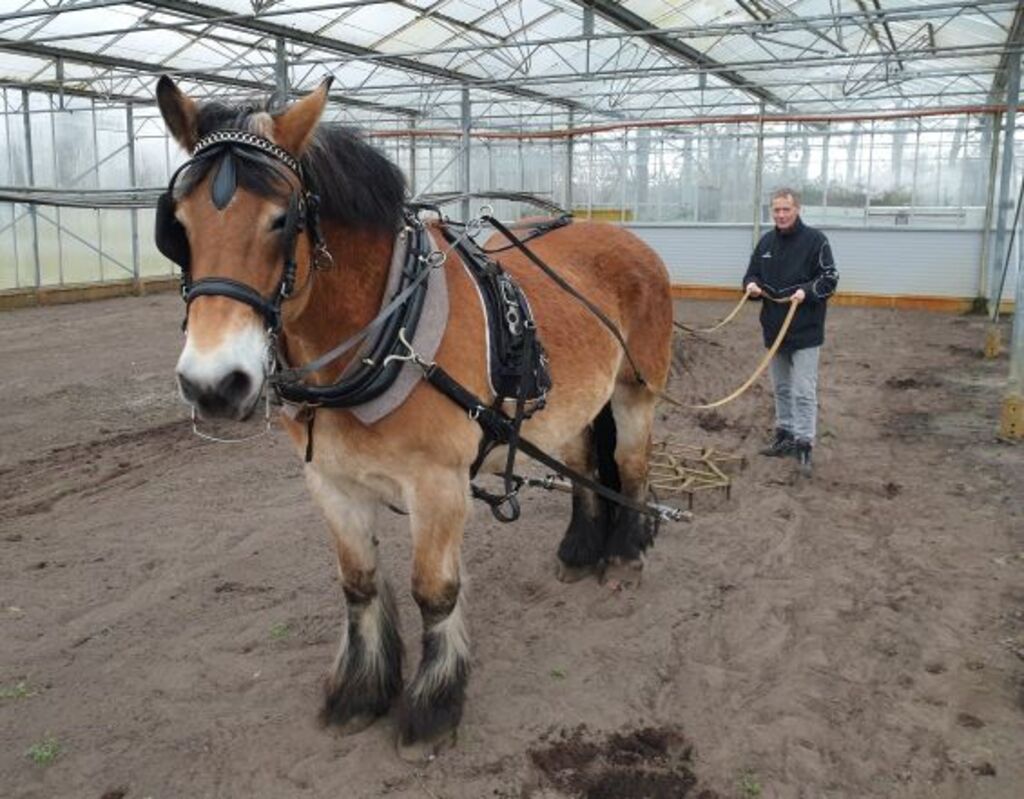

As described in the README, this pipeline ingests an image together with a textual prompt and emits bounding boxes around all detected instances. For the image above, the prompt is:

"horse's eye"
[269,214,287,232]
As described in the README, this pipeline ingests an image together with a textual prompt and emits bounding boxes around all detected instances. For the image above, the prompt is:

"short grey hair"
[771,187,801,205]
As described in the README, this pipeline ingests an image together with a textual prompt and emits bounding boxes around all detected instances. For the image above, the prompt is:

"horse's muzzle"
[178,368,262,421]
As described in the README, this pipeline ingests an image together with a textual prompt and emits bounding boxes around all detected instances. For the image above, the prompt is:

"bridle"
[154,129,331,336]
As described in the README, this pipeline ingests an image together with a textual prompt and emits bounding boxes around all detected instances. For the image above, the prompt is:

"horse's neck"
[283,224,395,376]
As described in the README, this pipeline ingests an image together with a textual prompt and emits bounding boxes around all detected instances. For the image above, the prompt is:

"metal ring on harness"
[471,476,523,523]
[506,307,522,335]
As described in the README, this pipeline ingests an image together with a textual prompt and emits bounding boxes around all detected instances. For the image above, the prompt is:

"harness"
[434,222,551,521]
[155,129,684,526]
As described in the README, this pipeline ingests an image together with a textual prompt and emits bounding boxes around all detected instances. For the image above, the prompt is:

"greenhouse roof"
[0,0,1021,129]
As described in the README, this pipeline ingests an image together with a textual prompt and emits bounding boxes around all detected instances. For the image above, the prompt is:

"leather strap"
[186,277,282,331]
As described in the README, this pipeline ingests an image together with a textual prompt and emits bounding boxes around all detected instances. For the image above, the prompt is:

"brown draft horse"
[156,76,674,760]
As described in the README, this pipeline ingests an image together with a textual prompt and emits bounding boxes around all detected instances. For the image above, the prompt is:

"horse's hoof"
[600,556,644,589]
[555,558,598,583]
[396,727,457,763]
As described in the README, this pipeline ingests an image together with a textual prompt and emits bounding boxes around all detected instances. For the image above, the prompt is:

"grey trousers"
[769,346,820,443]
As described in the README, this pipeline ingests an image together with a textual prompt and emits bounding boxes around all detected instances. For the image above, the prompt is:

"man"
[743,188,839,476]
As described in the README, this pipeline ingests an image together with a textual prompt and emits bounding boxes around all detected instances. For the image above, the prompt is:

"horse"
[154,75,674,761]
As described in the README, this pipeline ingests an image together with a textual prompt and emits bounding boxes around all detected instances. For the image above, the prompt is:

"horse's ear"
[156,75,199,152]
[272,76,333,156]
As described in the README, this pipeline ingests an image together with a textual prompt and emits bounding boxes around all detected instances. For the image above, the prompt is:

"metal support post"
[822,126,830,213]
[92,97,103,281]
[274,36,289,109]
[549,136,555,203]
[486,141,494,190]
[1002,194,1024,439]
[635,127,650,222]
[49,93,64,285]
[987,51,1020,317]
[5,88,21,288]
[865,120,875,221]
[753,103,765,244]
[656,135,664,222]
[518,137,525,193]
[620,128,628,223]
[460,86,470,222]
[126,102,140,283]
[564,109,574,212]
[408,118,417,196]
[587,132,594,220]
[22,89,40,289]
[910,117,922,223]
[695,124,702,222]
[979,113,1002,301]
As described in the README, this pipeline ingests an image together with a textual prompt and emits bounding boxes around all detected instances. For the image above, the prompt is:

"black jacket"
[742,218,839,351]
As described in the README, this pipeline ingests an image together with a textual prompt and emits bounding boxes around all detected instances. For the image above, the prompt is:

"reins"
[660,294,799,411]
[674,292,750,334]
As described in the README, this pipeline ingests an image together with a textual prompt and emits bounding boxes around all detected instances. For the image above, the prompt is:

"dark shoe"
[760,428,795,457]
[795,440,813,477]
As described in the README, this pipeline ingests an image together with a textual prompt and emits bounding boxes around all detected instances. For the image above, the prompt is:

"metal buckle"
[313,244,334,271]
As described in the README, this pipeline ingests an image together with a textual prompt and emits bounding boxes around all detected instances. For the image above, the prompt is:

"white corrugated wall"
[626,224,1017,301]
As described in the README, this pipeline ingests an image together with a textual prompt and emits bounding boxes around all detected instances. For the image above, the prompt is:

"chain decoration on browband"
[191,129,302,178]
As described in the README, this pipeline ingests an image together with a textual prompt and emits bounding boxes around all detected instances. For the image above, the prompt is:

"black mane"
[189,99,407,232]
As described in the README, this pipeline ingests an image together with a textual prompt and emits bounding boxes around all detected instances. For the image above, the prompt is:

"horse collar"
[271,216,437,410]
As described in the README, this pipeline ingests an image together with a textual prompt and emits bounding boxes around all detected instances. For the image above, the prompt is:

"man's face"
[771,195,799,232]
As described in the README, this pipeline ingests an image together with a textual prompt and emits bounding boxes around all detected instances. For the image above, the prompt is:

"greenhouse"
[0,0,1021,306]
[1,3,1023,798]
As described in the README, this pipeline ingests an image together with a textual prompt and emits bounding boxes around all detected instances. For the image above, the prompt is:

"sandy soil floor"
[1,293,1022,799]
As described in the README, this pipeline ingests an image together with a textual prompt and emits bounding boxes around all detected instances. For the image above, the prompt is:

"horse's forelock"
[175,100,291,202]
[195,100,270,138]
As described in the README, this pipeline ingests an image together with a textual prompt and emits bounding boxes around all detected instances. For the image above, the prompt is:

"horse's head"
[155,76,331,420]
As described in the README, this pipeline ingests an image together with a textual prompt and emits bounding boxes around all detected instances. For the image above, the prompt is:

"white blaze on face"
[175,316,267,418]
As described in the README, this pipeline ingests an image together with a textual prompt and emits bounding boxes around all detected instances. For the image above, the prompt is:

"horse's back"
[485,220,674,388]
